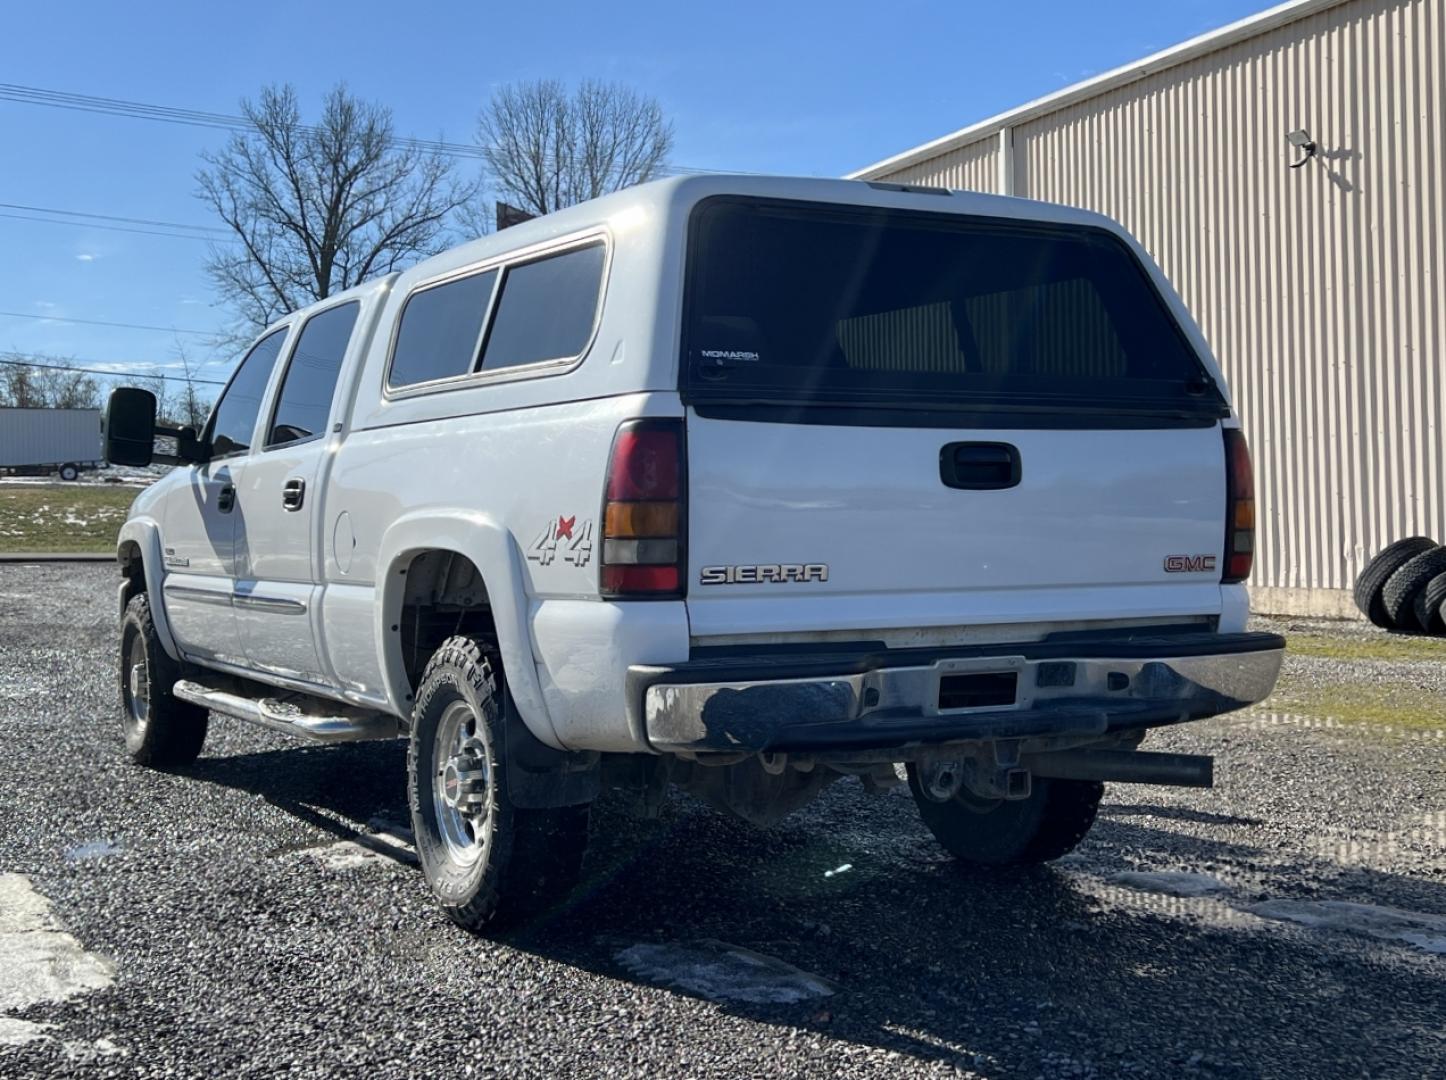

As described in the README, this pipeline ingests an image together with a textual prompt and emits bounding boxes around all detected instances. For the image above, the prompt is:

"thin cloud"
[75,253,97,262]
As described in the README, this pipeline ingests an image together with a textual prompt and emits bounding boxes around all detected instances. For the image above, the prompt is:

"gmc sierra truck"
[104,175,1283,931]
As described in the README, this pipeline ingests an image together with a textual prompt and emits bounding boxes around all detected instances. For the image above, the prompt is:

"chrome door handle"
[282,478,305,511]
[217,483,235,513]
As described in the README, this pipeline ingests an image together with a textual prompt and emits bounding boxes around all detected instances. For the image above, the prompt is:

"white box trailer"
[0,407,104,480]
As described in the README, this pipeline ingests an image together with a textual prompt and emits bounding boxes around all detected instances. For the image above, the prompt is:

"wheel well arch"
[394,549,499,696]
[118,539,146,603]
[374,514,563,750]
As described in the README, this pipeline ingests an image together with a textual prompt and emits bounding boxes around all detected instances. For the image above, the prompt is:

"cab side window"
[267,302,360,448]
[209,327,288,458]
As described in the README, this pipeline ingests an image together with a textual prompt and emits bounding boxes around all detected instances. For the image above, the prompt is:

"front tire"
[907,766,1102,865]
[407,637,588,931]
[119,593,208,767]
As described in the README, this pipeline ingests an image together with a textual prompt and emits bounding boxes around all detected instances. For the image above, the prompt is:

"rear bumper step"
[629,631,1283,754]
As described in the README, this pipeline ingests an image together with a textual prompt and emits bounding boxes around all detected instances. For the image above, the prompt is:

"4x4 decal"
[527,515,594,568]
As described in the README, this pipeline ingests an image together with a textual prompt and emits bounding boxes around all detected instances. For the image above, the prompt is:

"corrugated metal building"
[850,0,1444,617]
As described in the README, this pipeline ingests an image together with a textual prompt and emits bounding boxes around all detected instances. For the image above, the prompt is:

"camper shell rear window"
[680,197,1228,426]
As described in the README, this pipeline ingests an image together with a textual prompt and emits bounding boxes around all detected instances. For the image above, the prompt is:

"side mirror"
[103,387,158,466]
[103,388,210,467]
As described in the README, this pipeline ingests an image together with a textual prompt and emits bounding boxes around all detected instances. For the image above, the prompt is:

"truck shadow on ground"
[186,741,1444,1078]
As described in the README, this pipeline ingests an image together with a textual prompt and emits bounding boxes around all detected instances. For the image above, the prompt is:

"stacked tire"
[1354,537,1446,633]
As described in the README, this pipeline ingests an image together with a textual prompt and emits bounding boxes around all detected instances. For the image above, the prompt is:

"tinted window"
[267,302,359,447]
[480,243,605,372]
[389,270,497,388]
[210,328,287,457]
[683,199,1224,418]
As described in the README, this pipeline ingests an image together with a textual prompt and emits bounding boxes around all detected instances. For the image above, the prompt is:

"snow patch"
[1249,899,1446,954]
[0,874,114,1048]
[616,939,836,1004]
[1106,870,1230,898]
[0,1016,55,1047]
[293,818,417,870]
[62,1036,127,1062]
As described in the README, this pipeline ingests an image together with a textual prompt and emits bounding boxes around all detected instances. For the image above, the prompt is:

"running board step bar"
[1022,749,1213,788]
[172,679,399,744]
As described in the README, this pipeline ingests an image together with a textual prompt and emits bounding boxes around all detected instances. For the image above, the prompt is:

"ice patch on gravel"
[293,818,417,870]
[0,874,114,1048]
[616,939,835,1004]
[65,840,123,862]
[1107,870,1230,898]
[1248,900,1446,954]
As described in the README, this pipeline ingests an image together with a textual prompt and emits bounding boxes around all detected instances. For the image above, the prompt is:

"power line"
[0,356,229,387]
[0,83,490,161]
[0,201,228,234]
[0,310,215,336]
[0,81,750,177]
[0,211,228,244]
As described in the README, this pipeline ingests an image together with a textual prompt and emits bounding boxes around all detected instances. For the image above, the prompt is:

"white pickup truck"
[105,175,1283,930]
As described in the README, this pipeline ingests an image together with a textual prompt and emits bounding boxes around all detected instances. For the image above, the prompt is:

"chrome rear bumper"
[629,631,1284,755]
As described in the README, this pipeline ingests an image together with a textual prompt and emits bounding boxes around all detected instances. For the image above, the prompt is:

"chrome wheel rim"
[123,635,149,736]
[432,700,491,865]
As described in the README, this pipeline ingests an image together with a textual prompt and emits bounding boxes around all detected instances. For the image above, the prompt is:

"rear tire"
[407,637,588,932]
[1354,537,1437,627]
[1382,546,1446,630]
[907,766,1102,865]
[1412,571,1446,635]
[119,593,208,767]
[59,463,79,482]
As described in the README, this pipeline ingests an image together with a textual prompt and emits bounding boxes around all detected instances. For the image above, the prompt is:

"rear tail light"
[601,419,686,598]
[1222,427,1254,583]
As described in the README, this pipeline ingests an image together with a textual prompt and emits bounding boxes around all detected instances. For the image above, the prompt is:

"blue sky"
[0,0,1265,390]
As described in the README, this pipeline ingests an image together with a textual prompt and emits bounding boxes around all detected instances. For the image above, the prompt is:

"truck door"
[162,327,289,665]
[232,300,360,687]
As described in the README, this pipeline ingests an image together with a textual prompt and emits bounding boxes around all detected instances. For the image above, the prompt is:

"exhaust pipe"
[1022,749,1213,788]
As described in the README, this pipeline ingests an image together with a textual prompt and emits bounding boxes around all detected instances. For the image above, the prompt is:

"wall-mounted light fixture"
[1287,129,1318,169]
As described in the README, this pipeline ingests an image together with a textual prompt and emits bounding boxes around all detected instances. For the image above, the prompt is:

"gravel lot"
[1,564,1443,1078]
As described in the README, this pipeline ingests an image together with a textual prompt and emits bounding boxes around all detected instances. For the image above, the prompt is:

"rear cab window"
[681,197,1228,426]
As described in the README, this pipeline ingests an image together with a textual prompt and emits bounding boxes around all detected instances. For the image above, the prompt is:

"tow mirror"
[103,387,158,466]
[103,388,209,467]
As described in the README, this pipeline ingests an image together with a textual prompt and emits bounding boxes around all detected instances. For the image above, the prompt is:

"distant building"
[851,0,1443,617]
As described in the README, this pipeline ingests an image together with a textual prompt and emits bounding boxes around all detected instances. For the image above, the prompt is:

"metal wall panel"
[867,0,1445,614]
[885,136,1001,193]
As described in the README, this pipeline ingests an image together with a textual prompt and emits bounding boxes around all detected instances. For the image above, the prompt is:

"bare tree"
[0,358,43,408]
[198,84,476,331]
[0,358,99,409]
[170,342,213,430]
[477,79,673,217]
[35,365,100,409]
